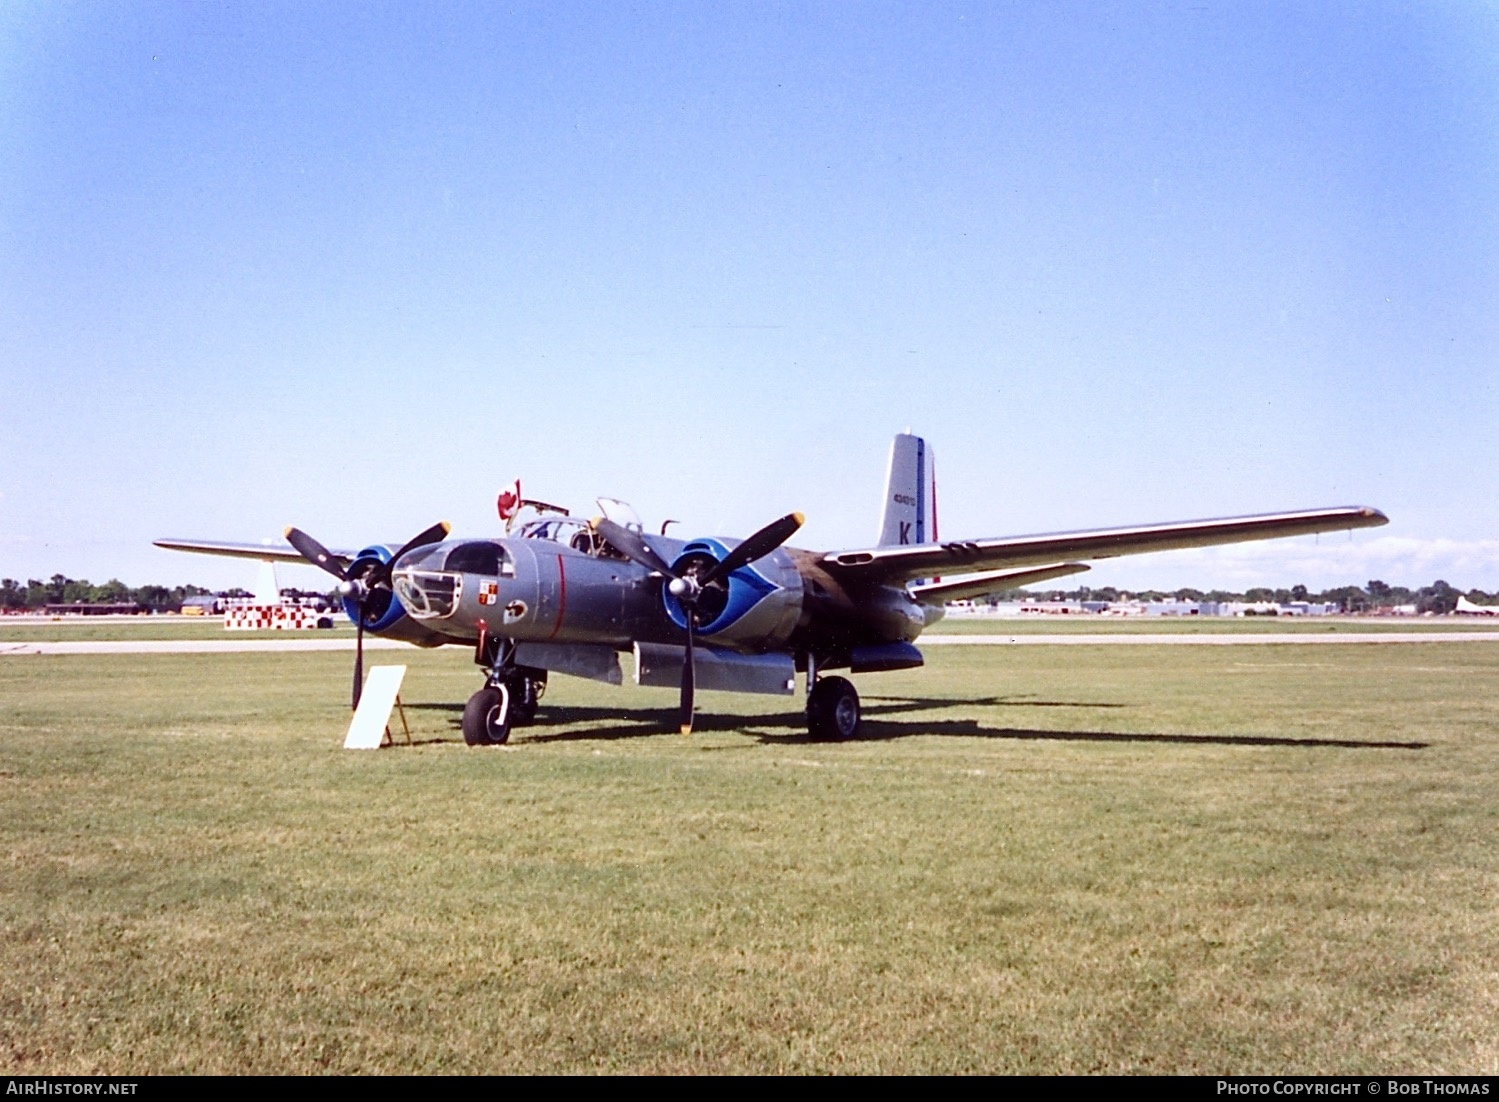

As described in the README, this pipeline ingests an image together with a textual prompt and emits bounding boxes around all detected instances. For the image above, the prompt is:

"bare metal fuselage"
[390,530,932,676]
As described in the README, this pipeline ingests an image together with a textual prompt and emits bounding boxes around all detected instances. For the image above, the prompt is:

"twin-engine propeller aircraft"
[156,435,1388,744]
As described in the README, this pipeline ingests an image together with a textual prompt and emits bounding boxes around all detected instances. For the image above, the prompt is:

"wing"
[153,537,355,571]
[822,506,1388,586]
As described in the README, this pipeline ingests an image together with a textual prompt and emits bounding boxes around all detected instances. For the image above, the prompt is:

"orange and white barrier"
[224,605,328,631]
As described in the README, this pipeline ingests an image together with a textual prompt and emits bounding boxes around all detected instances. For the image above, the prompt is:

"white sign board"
[344,665,407,750]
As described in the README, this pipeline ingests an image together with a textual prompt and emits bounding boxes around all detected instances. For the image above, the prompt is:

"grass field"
[0,619,359,643]
[3,641,1497,1073]
[4,613,1497,645]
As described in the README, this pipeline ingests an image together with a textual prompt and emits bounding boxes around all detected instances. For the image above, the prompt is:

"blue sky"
[3,2,1496,593]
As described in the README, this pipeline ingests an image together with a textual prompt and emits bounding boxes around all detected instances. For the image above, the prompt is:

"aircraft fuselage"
[391,532,930,669]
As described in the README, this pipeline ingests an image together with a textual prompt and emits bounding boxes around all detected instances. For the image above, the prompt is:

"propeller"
[284,521,450,709]
[590,517,676,576]
[371,522,453,589]
[594,512,804,734]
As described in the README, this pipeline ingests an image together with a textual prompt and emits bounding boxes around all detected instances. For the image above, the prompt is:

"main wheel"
[807,676,860,741]
[462,685,512,746]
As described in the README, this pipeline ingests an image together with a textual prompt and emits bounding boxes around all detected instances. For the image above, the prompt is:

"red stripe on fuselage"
[549,553,567,640]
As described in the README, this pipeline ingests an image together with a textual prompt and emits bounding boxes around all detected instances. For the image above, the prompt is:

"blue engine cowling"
[661,538,804,651]
[340,544,450,648]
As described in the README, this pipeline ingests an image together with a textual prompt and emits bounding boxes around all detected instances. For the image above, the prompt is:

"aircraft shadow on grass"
[404,696,1428,751]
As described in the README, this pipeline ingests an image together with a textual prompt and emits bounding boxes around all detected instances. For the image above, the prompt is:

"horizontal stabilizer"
[909,563,1091,605]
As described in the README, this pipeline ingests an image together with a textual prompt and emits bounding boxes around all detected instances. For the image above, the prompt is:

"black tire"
[807,676,860,741]
[462,685,512,746]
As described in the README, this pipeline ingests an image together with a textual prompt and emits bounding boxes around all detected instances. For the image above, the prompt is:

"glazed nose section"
[391,541,460,620]
[392,539,510,621]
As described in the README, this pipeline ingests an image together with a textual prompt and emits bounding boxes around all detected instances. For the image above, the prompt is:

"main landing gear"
[805,654,861,741]
[464,633,545,746]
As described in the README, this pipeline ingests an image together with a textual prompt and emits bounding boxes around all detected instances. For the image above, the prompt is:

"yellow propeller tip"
[791,512,805,526]
[680,725,693,736]
[282,526,295,538]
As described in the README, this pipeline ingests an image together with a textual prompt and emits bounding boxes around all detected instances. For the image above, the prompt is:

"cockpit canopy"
[514,515,629,560]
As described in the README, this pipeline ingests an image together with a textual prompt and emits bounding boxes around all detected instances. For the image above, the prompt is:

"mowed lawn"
[2,642,1496,1074]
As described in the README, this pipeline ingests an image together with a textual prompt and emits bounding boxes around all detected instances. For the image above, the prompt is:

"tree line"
[997,579,1493,615]
[0,576,329,612]
[3,574,1495,616]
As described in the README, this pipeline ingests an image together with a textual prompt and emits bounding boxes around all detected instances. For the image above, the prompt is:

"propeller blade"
[680,611,696,735]
[284,526,350,581]
[368,521,451,587]
[594,517,678,578]
[701,512,804,587]
[352,607,365,710]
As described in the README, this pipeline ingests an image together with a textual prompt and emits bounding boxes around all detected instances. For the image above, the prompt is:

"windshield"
[596,497,643,531]
[515,517,590,543]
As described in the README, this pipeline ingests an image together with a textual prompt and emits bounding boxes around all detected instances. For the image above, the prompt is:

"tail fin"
[253,560,281,606]
[877,433,938,546]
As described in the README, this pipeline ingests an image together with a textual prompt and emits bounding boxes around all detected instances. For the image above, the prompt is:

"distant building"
[42,603,145,616]
[1141,601,1202,616]
[945,598,1342,618]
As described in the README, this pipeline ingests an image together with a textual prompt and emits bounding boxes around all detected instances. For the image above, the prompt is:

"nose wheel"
[462,683,512,746]
[807,674,861,741]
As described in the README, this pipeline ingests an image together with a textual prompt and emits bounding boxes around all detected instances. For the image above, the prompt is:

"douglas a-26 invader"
[156,434,1388,744]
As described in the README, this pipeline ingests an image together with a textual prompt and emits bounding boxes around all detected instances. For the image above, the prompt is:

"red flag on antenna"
[497,479,522,522]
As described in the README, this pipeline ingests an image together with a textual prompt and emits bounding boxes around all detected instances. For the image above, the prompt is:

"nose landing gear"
[465,631,546,746]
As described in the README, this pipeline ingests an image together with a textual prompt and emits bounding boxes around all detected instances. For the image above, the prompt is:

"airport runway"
[0,637,416,655]
[922,632,1499,646]
[5,633,1499,655]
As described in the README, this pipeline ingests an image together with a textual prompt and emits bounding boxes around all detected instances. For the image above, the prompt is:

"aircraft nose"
[390,539,469,620]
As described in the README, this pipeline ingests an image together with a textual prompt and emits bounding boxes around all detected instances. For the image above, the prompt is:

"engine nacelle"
[662,539,804,651]
[340,544,451,648]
